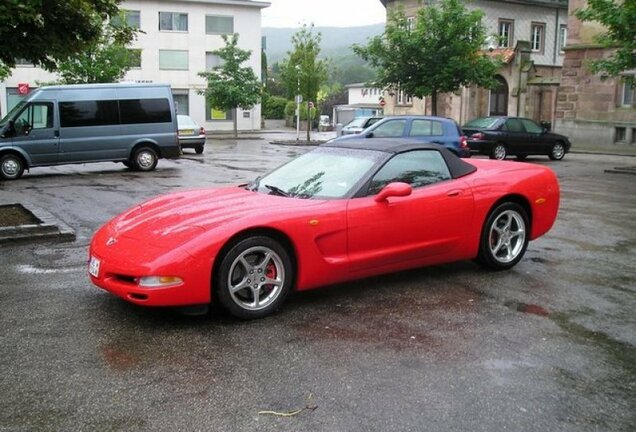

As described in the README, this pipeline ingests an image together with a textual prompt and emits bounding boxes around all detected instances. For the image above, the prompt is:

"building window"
[615,127,626,142]
[128,49,141,68]
[206,15,234,34]
[172,90,189,115]
[205,53,224,70]
[531,23,546,53]
[632,129,636,144]
[559,25,567,53]
[498,19,513,48]
[396,88,412,106]
[206,103,234,121]
[15,58,34,67]
[113,10,140,29]
[159,50,188,70]
[159,12,188,32]
[621,78,634,107]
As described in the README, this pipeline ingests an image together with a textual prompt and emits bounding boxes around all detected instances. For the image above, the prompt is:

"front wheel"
[0,154,25,180]
[131,146,158,171]
[215,236,293,320]
[490,143,507,160]
[476,202,529,270]
[549,142,566,160]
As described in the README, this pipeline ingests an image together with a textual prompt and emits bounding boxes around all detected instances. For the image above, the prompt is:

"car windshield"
[251,147,385,199]
[346,118,369,128]
[464,117,500,129]
[0,101,27,126]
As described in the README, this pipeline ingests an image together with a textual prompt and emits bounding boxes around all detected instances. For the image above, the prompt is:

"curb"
[0,204,76,244]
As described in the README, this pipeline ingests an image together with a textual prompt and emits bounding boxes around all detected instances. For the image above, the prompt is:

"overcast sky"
[262,0,386,28]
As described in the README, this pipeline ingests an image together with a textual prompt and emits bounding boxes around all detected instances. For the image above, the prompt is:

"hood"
[109,186,324,248]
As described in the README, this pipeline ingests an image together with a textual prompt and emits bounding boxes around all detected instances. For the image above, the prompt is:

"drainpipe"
[553,8,560,64]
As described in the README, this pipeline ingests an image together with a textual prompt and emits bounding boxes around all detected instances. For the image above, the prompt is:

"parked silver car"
[177,115,206,154]
[341,116,383,135]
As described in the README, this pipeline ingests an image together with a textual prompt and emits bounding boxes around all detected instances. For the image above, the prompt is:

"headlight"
[138,276,183,288]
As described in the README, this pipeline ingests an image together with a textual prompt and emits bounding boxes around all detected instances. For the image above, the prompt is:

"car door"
[500,118,526,154]
[519,118,551,154]
[10,101,59,165]
[368,119,407,138]
[346,150,473,273]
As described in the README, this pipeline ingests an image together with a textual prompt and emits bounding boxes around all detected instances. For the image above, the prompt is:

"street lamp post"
[295,65,301,141]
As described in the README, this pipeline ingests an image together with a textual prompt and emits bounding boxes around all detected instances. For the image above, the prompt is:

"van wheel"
[131,146,158,171]
[0,154,25,180]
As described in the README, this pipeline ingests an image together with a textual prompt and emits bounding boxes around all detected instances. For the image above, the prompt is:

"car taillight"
[471,132,485,140]
[460,135,468,148]
[199,127,206,136]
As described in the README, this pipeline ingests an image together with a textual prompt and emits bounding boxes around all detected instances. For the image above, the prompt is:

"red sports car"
[89,140,559,319]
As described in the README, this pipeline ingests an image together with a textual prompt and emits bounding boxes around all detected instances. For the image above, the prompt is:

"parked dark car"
[333,115,470,158]
[341,116,383,135]
[463,116,571,160]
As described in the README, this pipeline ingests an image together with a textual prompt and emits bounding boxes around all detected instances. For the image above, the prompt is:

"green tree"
[575,0,636,78]
[354,0,501,115]
[198,34,261,138]
[56,12,138,84]
[0,0,123,80]
[279,25,329,141]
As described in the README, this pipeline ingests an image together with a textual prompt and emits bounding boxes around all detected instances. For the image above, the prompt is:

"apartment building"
[379,0,568,126]
[1,0,270,132]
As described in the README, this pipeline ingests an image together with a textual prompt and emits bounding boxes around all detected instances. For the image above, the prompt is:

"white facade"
[346,83,384,105]
[0,0,269,132]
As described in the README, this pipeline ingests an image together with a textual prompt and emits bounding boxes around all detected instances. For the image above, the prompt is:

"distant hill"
[263,24,384,63]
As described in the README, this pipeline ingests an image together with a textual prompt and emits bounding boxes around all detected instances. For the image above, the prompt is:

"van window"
[60,100,119,127]
[15,102,54,135]
[120,98,172,124]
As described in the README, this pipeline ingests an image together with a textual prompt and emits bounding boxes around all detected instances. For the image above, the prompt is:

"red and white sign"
[18,83,29,95]
[379,97,386,107]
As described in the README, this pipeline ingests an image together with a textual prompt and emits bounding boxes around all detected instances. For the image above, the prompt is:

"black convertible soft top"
[323,138,477,179]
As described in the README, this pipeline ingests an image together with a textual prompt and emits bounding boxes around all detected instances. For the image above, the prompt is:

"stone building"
[378,0,568,126]
[0,0,269,132]
[554,0,636,147]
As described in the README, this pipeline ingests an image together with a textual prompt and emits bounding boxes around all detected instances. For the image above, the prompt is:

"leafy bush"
[263,95,289,119]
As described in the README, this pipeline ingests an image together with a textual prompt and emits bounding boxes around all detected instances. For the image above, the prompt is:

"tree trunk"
[431,91,438,116]
[306,101,311,142]
[233,107,238,138]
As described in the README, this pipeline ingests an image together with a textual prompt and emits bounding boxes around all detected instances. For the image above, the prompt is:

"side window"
[367,150,451,195]
[410,119,444,136]
[372,119,406,138]
[14,102,54,135]
[120,98,172,124]
[60,100,119,128]
[503,118,524,132]
[520,119,543,133]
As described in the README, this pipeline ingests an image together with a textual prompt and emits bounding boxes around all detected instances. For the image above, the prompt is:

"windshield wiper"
[245,176,261,191]
[264,184,290,197]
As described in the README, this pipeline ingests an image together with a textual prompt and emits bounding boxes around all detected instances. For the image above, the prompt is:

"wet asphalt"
[0,134,634,432]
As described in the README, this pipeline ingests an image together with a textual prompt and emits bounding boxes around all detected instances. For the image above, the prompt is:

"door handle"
[447,189,462,197]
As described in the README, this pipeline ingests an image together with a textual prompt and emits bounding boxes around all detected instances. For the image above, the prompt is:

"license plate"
[89,256,101,278]
[180,129,195,136]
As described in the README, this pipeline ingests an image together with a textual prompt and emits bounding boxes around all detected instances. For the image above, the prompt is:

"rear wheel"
[0,154,25,180]
[195,145,204,154]
[477,202,529,270]
[549,142,566,160]
[490,143,507,160]
[215,236,293,320]
[131,146,158,171]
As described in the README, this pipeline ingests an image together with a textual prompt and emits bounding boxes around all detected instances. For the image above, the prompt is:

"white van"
[0,83,180,180]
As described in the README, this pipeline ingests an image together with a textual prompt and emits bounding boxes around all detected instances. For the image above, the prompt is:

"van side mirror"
[374,182,412,202]
[365,131,374,138]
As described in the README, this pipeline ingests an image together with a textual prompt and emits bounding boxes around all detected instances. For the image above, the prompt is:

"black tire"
[215,236,294,320]
[490,143,507,160]
[131,146,158,171]
[195,145,204,154]
[476,202,529,270]
[549,142,566,161]
[0,153,25,180]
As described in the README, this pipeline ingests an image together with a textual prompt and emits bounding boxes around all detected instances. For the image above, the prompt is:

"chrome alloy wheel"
[1,158,19,177]
[493,144,506,160]
[551,143,565,160]
[488,210,526,264]
[136,150,155,169]
[227,246,285,311]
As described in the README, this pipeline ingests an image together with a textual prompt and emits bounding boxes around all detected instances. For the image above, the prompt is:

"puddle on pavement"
[505,301,550,317]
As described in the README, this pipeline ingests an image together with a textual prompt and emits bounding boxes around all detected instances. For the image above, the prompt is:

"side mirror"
[542,127,548,134]
[365,131,374,138]
[374,182,412,202]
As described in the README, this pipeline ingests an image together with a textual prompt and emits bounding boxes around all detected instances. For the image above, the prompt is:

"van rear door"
[11,101,59,166]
